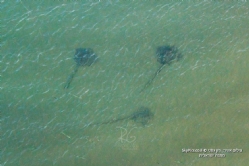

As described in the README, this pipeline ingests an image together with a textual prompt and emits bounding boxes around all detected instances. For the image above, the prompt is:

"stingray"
[140,45,182,92]
[90,106,154,126]
[64,48,98,89]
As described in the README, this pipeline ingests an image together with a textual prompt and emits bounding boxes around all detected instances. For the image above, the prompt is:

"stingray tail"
[64,65,79,89]
[139,64,165,93]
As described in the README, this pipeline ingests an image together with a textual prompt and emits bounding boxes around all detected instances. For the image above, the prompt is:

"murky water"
[1,1,249,165]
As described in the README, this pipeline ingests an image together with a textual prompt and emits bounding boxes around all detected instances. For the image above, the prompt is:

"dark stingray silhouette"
[140,45,182,92]
[64,48,98,89]
[90,107,153,126]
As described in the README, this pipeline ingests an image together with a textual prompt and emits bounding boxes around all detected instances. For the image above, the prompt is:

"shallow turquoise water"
[1,1,249,166]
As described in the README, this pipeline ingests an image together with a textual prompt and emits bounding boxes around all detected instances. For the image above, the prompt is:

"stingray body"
[64,48,98,89]
[74,48,97,66]
[156,45,180,64]
[92,107,153,126]
[140,45,182,92]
